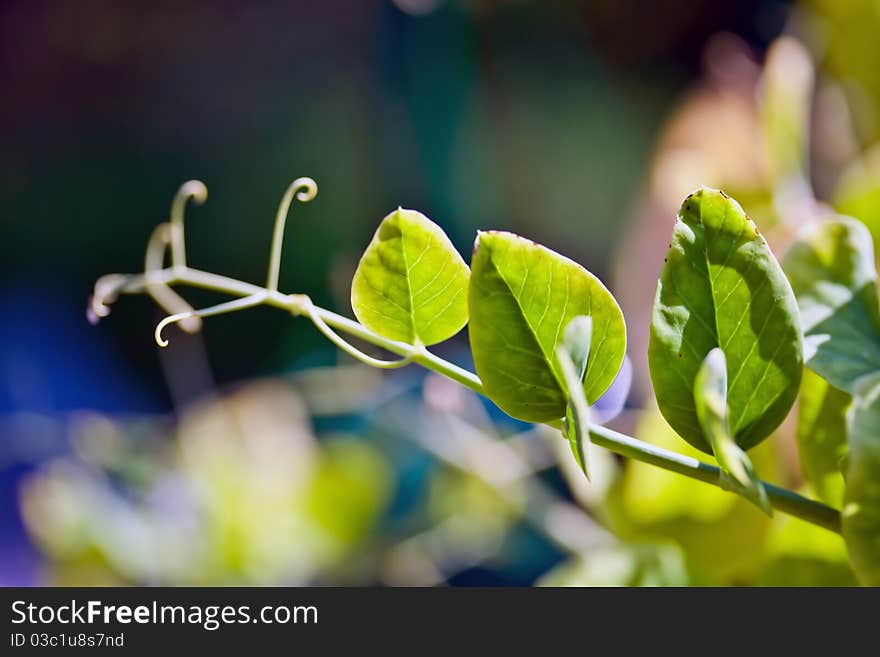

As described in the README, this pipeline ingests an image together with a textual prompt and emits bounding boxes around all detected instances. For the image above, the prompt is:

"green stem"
[297,304,841,533]
[100,266,842,534]
[587,425,840,533]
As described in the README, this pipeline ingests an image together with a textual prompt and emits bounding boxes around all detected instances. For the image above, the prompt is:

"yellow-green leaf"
[468,231,626,423]
[351,208,470,346]
[783,217,880,393]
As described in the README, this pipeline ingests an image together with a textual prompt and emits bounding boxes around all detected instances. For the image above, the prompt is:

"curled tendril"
[87,274,129,324]
[144,222,202,333]
[170,180,208,270]
[290,294,416,369]
[154,292,268,347]
[266,177,318,292]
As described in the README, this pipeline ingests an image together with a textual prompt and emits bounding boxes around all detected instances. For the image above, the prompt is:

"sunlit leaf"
[351,208,470,346]
[469,231,626,423]
[842,372,880,586]
[693,348,770,514]
[797,369,850,507]
[557,316,593,478]
[649,187,803,453]
[783,217,880,392]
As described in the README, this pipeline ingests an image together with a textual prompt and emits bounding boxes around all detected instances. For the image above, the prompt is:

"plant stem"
[587,425,841,533]
[309,303,840,533]
[100,266,842,534]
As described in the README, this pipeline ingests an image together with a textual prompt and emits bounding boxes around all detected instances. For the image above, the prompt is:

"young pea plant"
[90,177,879,583]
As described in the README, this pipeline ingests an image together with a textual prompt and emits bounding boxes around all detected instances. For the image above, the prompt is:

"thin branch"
[89,262,842,534]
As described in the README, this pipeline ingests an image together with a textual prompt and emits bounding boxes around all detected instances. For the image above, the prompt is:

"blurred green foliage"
[19,381,392,585]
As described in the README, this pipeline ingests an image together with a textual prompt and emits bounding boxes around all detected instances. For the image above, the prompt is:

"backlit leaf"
[783,217,880,392]
[351,208,470,346]
[649,187,803,453]
[469,231,626,423]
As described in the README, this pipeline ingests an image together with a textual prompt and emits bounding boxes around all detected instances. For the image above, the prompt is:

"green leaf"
[351,208,470,346]
[557,316,593,479]
[648,187,803,453]
[797,369,850,507]
[468,231,626,423]
[694,348,771,514]
[842,372,880,586]
[782,217,880,393]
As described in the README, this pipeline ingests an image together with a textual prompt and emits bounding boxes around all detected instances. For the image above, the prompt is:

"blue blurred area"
[1,283,157,415]
[1,282,160,585]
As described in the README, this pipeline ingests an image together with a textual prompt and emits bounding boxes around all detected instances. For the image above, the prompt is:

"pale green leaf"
[783,217,880,392]
[797,369,850,507]
[694,348,771,514]
[842,371,880,586]
[468,231,626,423]
[649,187,803,453]
[557,316,593,479]
[351,208,470,346]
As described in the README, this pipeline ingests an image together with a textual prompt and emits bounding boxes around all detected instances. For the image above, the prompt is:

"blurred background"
[2,0,879,586]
